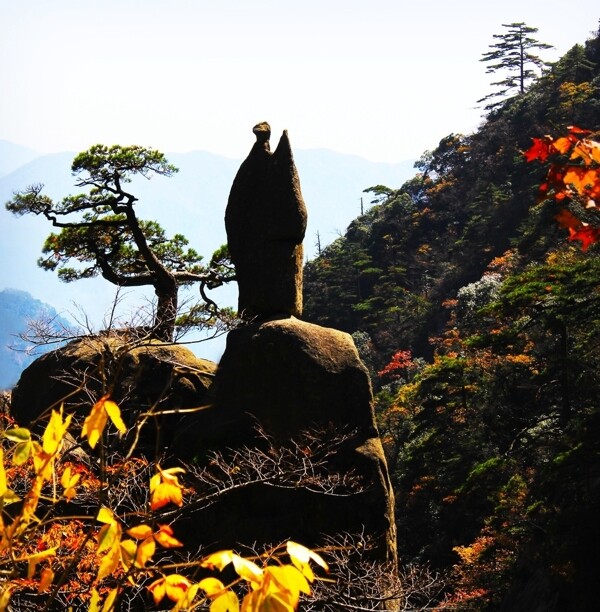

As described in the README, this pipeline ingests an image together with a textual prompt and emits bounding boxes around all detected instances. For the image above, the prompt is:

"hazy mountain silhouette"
[0,288,73,390]
[0,141,415,365]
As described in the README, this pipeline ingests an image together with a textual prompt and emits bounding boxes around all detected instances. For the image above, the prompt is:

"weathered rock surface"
[225,122,307,319]
[207,316,397,564]
[10,335,217,456]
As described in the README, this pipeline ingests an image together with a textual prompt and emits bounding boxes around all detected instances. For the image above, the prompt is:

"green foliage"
[478,22,554,110]
[303,23,600,609]
[6,145,235,342]
[304,24,600,375]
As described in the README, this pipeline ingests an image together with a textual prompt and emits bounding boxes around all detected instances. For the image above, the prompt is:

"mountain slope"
[0,140,39,178]
[303,35,600,368]
[301,26,600,610]
[0,288,72,390]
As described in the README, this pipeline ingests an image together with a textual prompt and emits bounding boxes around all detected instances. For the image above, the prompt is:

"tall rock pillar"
[218,122,397,571]
[225,121,307,319]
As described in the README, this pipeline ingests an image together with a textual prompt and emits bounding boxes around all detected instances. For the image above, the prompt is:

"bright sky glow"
[1,0,598,163]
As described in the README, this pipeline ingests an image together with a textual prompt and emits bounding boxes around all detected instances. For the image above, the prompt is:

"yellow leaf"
[163,573,192,603]
[201,550,234,571]
[38,567,54,593]
[0,449,7,497]
[148,576,167,606]
[6,427,32,468]
[119,539,136,571]
[32,442,54,482]
[82,396,109,449]
[21,547,57,579]
[243,590,294,612]
[150,482,183,510]
[286,541,328,582]
[149,472,161,491]
[265,565,310,607]
[126,524,154,540]
[13,440,33,465]
[199,577,226,597]
[97,521,121,554]
[172,583,201,612]
[97,506,116,525]
[88,588,101,612]
[97,541,121,582]
[211,590,240,612]
[103,399,127,436]
[149,466,186,511]
[61,466,81,501]
[134,536,156,567]
[4,427,31,443]
[42,407,72,455]
[263,593,295,611]
[101,587,119,612]
[0,586,12,612]
[232,555,264,589]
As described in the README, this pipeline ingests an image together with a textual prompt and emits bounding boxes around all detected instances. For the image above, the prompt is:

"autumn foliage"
[525,126,600,249]
[0,397,329,610]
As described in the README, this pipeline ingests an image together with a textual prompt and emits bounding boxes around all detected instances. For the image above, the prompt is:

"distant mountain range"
[0,139,416,369]
[0,288,73,390]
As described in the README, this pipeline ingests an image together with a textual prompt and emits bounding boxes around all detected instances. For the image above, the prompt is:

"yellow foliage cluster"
[0,396,329,611]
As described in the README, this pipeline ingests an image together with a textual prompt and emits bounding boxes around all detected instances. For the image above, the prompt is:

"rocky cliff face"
[10,334,217,457]
[210,315,397,564]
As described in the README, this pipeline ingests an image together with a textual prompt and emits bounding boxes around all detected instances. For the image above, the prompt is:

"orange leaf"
[149,466,185,511]
[568,225,600,251]
[552,137,573,155]
[555,208,582,230]
[126,524,154,540]
[154,524,183,548]
[37,567,54,593]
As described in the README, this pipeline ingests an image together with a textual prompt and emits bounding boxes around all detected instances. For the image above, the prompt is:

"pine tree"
[478,22,553,110]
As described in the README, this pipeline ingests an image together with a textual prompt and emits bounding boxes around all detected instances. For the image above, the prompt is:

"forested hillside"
[304,24,600,610]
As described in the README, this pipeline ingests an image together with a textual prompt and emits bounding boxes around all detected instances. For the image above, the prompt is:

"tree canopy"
[478,22,553,110]
[6,144,234,342]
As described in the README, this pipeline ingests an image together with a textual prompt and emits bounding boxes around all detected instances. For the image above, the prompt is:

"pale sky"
[1,1,598,164]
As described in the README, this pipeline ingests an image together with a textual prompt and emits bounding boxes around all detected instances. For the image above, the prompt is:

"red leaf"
[568,225,600,251]
[524,137,553,162]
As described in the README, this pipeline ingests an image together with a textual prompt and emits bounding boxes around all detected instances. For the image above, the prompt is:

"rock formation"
[225,122,307,319]
[10,335,217,457]
[215,122,397,566]
[211,316,397,564]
